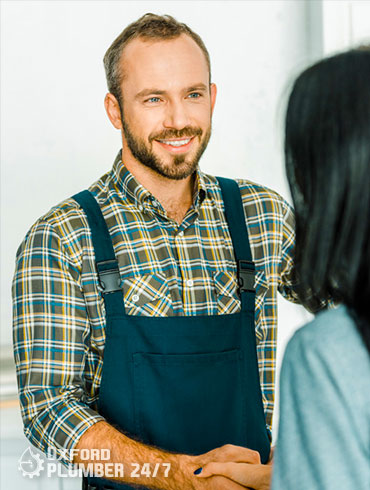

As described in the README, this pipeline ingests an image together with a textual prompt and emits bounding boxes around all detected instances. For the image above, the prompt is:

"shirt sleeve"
[277,200,300,303]
[12,219,105,466]
[277,200,336,310]
[272,325,370,490]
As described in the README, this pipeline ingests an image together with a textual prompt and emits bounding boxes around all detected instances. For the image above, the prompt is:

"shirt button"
[132,294,140,303]
[178,230,184,237]
[186,279,194,287]
[138,205,144,211]
[152,201,158,207]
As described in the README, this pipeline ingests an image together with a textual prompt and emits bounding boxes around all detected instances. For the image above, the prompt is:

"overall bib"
[73,177,271,490]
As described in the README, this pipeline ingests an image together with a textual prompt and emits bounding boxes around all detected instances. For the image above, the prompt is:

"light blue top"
[272,305,370,490]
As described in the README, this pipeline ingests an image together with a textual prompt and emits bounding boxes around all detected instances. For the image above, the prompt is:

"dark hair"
[285,47,370,353]
[103,13,211,106]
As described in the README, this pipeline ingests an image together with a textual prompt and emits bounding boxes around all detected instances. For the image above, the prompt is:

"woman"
[195,47,370,489]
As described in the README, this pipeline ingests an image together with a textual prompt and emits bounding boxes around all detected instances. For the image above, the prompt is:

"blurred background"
[1,0,369,488]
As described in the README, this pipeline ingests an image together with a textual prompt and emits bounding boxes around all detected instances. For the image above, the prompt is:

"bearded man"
[13,13,298,490]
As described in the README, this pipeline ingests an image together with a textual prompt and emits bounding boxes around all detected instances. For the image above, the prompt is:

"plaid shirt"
[12,152,298,464]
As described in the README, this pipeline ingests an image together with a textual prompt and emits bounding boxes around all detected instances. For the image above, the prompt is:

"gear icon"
[18,446,45,478]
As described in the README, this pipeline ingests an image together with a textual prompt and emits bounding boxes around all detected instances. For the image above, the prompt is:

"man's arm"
[74,421,189,489]
[12,218,104,465]
[75,422,261,489]
[278,194,336,311]
[277,200,300,303]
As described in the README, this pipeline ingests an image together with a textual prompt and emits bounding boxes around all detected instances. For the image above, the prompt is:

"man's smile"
[155,136,195,153]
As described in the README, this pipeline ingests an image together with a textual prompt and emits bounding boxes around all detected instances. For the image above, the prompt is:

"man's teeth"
[159,138,191,147]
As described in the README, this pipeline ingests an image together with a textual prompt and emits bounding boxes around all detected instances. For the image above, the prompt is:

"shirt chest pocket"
[123,273,172,316]
[213,269,269,343]
[213,271,240,314]
[254,270,269,343]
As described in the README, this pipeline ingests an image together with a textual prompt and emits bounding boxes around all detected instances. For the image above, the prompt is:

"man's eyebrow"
[135,89,167,99]
[186,84,208,92]
[135,84,209,99]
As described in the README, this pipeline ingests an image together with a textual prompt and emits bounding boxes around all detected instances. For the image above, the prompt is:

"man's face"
[117,34,216,180]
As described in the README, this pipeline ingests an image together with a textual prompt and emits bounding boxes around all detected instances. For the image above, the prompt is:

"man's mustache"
[149,127,203,142]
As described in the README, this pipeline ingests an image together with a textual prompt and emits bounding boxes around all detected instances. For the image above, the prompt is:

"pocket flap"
[254,270,269,342]
[214,270,238,298]
[213,269,269,342]
[124,273,169,309]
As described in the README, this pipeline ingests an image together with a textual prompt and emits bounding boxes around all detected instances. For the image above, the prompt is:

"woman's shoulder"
[303,304,353,328]
[283,305,370,406]
[287,305,365,358]
[275,311,370,490]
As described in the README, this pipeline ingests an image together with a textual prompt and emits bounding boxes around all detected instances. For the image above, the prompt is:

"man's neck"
[123,157,194,225]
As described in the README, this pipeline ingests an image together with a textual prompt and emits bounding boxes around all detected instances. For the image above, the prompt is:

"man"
[12,14,298,490]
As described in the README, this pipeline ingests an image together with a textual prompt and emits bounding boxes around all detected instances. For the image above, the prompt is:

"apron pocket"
[132,349,247,454]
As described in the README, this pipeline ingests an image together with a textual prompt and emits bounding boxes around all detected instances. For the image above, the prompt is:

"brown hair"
[103,13,211,105]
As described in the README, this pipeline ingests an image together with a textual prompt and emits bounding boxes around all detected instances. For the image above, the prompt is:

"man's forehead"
[120,34,209,87]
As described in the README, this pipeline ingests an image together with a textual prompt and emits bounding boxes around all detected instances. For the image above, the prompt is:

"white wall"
[323,0,370,55]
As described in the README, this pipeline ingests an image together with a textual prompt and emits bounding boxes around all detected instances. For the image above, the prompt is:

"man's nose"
[163,100,190,129]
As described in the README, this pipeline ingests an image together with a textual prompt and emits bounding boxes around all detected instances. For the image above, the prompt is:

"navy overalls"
[73,177,271,490]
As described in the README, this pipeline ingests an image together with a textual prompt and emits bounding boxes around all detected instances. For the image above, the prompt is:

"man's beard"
[121,117,211,181]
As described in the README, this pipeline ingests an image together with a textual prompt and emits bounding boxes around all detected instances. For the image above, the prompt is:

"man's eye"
[145,97,161,103]
[188,92,201,99]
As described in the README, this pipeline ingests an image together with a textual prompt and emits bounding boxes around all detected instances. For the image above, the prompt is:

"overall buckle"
[96,259,121,294]
[237,260,255,293]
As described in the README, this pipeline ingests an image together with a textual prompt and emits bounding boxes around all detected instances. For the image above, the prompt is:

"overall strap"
[216,177,255,312]
[73,190,125,317]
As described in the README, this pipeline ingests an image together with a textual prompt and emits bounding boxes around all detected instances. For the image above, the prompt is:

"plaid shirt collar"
[111,150,208,213]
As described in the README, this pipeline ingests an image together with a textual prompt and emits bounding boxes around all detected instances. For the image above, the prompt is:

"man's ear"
[210,83,217,115]
[104,93,123,129]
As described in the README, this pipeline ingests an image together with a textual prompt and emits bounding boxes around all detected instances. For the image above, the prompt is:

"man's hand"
[194,444,262,466]
[194,462,271,490]
[182,444,272,490]
[192,474,254,490]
